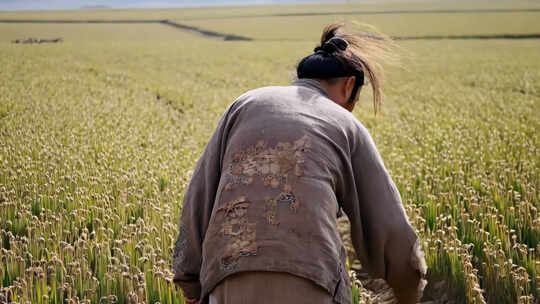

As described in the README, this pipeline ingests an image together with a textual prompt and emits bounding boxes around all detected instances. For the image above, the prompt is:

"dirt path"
[0,19,252,41]
[2,19,539,42]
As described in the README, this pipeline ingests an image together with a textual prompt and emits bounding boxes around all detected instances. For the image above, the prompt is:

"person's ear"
[344,76,356,102]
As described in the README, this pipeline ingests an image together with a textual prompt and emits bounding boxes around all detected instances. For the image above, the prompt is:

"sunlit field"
[180,12,540,40]
[0,1,539,303]
[1,0,539,21]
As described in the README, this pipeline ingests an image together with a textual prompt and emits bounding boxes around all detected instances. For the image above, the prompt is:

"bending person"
[172,22,427,304]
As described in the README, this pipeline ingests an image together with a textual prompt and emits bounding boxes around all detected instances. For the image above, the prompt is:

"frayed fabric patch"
[218,136,310,270]
[264,190,300,226]
[224,136,309,194]
[218,196,258,270]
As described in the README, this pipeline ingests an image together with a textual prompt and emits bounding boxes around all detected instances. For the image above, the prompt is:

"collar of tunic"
[292,78,329,98]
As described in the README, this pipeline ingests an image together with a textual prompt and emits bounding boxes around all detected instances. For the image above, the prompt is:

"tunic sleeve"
[339,122,427,304]
[172,102,237,300]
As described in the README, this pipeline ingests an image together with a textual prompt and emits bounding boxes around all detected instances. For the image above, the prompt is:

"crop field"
[1,1,539,21]
[179,11,540,41]
[0,1,539,303]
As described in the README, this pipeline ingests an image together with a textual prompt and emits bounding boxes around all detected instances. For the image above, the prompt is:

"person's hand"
[184,296,200,304]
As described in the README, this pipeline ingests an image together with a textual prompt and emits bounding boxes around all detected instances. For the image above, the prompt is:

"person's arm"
[338,122,427,303]
[172,102,237,301]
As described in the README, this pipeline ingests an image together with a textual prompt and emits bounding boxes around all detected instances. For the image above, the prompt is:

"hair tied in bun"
[313,37,348,54]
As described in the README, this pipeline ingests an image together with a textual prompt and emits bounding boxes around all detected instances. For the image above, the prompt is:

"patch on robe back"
[217,196,258,270]
[225,135,307,191]
[225,135,308,189]
[220,135,309,269]
[264,184,300,226]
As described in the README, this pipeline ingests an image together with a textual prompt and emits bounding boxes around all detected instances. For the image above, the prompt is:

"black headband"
[299,37,364,83]
[297,37,365,104]
[314,36,349,54]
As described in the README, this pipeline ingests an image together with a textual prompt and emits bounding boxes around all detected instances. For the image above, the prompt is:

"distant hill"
[2,0,340,11]
[80,5,112,10]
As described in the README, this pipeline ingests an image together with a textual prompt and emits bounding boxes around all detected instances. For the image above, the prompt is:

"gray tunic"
[172,78,427,304]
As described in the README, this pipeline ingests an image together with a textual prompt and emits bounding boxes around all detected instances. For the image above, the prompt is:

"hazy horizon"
[0,0,350,11]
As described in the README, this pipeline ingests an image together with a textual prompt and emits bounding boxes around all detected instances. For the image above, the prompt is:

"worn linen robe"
[172,78,427,304]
